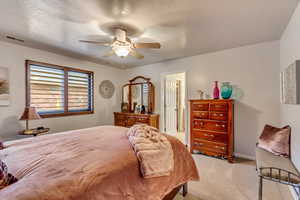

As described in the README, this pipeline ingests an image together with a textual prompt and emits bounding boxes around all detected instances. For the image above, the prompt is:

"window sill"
[40,111,94,118]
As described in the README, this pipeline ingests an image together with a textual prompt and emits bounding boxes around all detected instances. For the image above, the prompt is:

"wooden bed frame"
[163,183,188,200]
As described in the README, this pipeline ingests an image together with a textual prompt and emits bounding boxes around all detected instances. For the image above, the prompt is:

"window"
[26,60,94,118]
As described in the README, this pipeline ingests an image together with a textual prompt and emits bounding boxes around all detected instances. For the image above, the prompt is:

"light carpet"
[175,154,293,200]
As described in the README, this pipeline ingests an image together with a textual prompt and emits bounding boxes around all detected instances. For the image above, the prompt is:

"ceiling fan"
[79,28,161,59]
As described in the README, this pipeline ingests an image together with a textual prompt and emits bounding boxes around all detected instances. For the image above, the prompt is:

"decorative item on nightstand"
[213,81,220,99]
[221,82,233,99]
[19,107,49,136]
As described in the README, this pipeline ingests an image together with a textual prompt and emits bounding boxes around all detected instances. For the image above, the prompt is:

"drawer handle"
[215,124,225,128]
[194,121,204,126]
[195,143,204,146]
[213,113,224,117]
[204,133,214,137]
[201,113,205,116]
[215,146,225,150]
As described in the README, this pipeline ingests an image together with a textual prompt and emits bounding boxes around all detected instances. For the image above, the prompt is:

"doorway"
[163,72,186,143]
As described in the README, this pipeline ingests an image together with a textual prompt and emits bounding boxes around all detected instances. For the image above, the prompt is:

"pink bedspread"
[0,126,199,200]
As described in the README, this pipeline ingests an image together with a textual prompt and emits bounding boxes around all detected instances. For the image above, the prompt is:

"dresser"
[114,112,159,129]
[189,99,234,163]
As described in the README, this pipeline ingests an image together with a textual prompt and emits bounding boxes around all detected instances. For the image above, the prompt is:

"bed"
[0,126,199,200]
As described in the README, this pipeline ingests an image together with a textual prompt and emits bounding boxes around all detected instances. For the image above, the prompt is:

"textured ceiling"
[0,0,298,68]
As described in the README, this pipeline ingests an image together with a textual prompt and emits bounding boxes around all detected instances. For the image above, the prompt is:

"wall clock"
[99,80,115,99]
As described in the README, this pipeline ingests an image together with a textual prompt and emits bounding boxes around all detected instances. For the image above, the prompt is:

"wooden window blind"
[68,71,92,112]
[26,60,94,118]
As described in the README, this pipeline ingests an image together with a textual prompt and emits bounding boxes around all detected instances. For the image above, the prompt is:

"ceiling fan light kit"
[79,28,161,59]
[113,46,130,57]
[111,38,132,57]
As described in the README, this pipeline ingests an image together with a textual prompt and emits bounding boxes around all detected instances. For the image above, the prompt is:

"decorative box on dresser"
[189,99,234,163]
[114,112,159,129]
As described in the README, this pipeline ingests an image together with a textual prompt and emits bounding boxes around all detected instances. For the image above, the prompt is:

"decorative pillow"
[0,160,17,189]
[0,141,4,150]
[258,125,291,157]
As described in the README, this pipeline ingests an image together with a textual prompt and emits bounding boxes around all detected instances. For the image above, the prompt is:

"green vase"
[221,82,233,99]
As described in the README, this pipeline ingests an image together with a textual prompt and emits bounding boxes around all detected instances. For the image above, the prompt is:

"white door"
[165,79,178,134]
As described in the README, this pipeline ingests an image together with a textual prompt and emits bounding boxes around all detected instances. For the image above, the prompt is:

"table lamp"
[19,106,41,134]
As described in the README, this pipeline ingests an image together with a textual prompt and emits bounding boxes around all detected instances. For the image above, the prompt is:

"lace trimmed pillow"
[0,160,18,190]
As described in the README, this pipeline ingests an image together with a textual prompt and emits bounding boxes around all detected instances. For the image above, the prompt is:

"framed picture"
[0,67,9,106]
[281,60,300,104]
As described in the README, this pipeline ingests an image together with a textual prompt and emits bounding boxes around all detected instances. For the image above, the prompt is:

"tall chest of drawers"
[189,99,234,163]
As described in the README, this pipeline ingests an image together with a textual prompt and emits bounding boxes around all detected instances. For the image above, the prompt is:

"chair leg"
[259,176,263,200]
[182,183,188,197]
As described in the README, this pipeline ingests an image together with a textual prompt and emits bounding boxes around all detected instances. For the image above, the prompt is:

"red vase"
[213,81,220,99]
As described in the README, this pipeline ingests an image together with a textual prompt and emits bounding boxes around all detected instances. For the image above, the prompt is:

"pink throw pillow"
[258,125,291,157]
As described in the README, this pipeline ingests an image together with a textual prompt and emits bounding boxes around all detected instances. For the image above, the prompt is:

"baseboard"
[234,153,255,160]
[289,186,299,200]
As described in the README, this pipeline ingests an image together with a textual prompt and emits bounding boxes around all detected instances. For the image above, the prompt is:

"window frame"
[25,60,94,118]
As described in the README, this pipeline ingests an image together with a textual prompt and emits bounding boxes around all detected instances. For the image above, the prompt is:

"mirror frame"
[122,76,155,113]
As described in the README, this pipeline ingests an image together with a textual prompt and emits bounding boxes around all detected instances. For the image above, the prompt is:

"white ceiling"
[0,0,298,69]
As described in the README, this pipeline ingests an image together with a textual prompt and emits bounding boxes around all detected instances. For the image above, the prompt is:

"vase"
[213,81,220,99]
[221,82,233,99]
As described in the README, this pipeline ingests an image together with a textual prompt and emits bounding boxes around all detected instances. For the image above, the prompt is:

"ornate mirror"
[122,76,155,113]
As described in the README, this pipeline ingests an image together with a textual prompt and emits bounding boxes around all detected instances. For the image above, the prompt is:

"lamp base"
[20,129,35,135]
[19,128,50,136]
[23,129,34,135]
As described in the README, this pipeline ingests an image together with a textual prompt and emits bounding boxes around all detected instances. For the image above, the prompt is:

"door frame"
[160,71,188,145]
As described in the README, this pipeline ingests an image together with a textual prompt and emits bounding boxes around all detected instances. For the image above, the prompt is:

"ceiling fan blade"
[115,29,126,42]
[103,50,115,57]
[129,50,144,59]
[133,42,161,49]
[79,40,111,46]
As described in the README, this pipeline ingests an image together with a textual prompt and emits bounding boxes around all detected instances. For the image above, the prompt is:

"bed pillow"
[257,124,291,157]
[0,160,17,190]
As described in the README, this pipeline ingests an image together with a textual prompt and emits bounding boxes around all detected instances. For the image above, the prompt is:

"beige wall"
[0,41,125,141]
[280,2,300,170]
[125,41,281,158]
[0,38,282,158]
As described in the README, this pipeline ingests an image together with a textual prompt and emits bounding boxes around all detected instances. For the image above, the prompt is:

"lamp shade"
[19,107,41,120]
